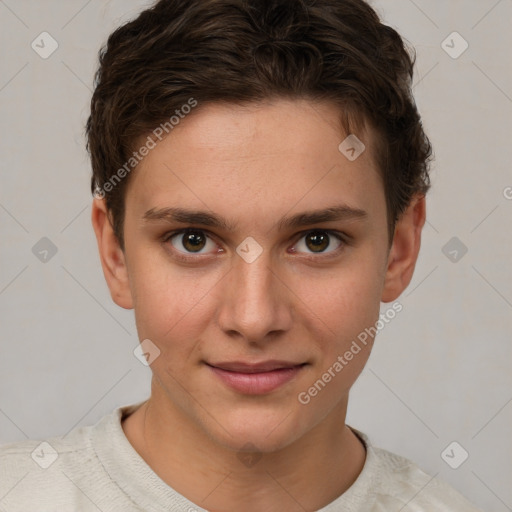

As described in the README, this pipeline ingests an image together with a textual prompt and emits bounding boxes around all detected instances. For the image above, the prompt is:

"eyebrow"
[142,204,368,231]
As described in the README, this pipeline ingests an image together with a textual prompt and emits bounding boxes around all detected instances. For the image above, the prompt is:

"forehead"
[125,99,384,224]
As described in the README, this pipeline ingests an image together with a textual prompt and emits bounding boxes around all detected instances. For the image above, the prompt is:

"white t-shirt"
[0,401,482,511]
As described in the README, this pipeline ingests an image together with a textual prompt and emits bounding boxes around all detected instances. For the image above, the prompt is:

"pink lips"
[207,360,306,394]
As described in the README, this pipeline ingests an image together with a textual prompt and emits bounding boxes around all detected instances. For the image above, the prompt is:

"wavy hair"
[86,0,433,250]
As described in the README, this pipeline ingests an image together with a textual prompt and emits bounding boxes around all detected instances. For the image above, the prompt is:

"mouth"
[205,360,308,394]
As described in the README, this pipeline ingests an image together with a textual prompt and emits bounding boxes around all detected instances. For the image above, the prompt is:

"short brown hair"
[86,0,432,251]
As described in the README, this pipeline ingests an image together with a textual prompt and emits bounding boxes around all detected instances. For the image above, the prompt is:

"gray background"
[0,1,511,510]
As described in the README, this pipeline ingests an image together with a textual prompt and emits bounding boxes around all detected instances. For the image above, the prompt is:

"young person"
[0,0,482,510]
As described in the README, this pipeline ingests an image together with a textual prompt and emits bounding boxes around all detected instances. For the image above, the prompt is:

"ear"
[91,198,134,309]
[381,194,426,303]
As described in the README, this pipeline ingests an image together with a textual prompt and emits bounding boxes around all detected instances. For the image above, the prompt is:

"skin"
[91,98,426,512]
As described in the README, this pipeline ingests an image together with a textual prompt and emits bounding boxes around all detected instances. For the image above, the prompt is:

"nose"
[216,249,293,345]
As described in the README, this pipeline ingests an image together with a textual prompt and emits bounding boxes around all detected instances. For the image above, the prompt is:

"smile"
[206,361,308,394]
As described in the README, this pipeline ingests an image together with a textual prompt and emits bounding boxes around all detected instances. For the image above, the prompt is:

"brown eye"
[305,231,329,252]
[182,231,206,252]
[168,230,215,254]
[294,230,343,255]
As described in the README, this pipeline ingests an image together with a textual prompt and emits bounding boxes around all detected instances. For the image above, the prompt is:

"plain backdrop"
[0,1,511,510]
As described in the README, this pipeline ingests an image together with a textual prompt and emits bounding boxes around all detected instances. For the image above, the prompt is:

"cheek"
[129,250,225,344]
[292,267,382,415]
[292,258,384,343]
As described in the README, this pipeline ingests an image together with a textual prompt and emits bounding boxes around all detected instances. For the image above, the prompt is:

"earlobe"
[91,198,134,310]
[381,195,426,303]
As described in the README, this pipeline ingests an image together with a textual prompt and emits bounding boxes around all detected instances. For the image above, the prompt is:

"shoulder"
[369,442,483,511]
[0,407,127,511]
[0,422,91,476]
[0,420,93,504]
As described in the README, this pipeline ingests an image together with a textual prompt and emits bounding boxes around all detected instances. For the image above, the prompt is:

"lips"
[207,360,306,373]
[206,360,307,394]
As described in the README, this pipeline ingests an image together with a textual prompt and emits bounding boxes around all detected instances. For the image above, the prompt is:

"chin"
[201,406,307,454]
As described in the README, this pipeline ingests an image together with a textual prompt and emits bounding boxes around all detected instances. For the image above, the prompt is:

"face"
[94,98,422,453]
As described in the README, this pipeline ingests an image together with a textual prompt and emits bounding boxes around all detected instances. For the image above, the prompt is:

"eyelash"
[162,228,348,262]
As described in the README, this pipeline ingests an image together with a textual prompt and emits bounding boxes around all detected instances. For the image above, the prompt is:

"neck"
[122,386,366,512]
